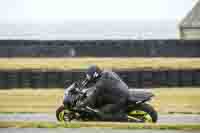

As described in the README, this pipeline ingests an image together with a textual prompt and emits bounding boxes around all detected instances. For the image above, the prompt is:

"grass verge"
[0,121,200,130]
[0,58,200,70]
[0,88,200,114]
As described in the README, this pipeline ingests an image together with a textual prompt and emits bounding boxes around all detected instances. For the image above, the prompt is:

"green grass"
[0,58,200,70]
[0,121,200,130]
[0,88,200,114]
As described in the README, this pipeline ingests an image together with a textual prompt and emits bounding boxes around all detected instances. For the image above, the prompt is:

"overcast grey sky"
[0,0,198,23]
[0,0,198,39]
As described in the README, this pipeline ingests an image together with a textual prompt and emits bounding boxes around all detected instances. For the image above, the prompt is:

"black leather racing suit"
[81,70,129,121]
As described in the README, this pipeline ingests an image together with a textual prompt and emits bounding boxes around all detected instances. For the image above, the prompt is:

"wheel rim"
[128,110,153,123]
[59,110,71,122]
[58,110,65,122]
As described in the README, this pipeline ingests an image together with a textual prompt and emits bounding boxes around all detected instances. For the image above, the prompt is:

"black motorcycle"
[56,81,158,123]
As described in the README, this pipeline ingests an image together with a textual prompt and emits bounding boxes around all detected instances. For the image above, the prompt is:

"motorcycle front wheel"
[128,103,158,123]
[56,105,74,122]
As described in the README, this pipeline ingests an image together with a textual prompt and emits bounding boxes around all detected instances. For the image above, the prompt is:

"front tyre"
[128,103,158,123]
[56,105,73,122]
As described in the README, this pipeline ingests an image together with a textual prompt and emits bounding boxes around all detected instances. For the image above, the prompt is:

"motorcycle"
[56,81,158,123]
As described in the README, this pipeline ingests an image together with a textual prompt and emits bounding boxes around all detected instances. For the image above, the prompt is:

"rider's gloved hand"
[76,101,85,109]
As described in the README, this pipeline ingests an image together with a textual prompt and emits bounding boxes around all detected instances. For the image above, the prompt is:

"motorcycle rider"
[77,65,130,122]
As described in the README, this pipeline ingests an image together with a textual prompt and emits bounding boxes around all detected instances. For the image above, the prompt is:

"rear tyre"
[128,103,158,123]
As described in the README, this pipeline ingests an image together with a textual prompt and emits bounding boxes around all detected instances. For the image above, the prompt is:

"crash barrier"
[0,40,200,57]
[0,69,199,89]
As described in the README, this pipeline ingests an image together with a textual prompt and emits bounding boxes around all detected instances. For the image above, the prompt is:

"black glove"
[76,101,86,109]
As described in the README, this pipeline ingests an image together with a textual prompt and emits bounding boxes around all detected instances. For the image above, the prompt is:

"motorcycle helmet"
[85,65,102,83]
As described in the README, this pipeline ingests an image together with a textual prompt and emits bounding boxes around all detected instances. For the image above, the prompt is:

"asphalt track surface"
[1,114,200,133]
[0,113,200,124]
[0,128,200,133]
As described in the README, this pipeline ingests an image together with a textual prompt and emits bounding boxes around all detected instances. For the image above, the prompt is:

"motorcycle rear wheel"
[128,103,158,123]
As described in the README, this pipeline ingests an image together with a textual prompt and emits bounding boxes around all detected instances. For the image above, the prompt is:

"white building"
[179,0,200,39]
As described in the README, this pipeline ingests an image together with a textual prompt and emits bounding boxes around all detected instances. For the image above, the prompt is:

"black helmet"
[85,65,102,82]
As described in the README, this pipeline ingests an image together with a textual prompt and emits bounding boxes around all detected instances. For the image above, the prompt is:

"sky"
[0,0,199,39]
[0,0,198,23]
